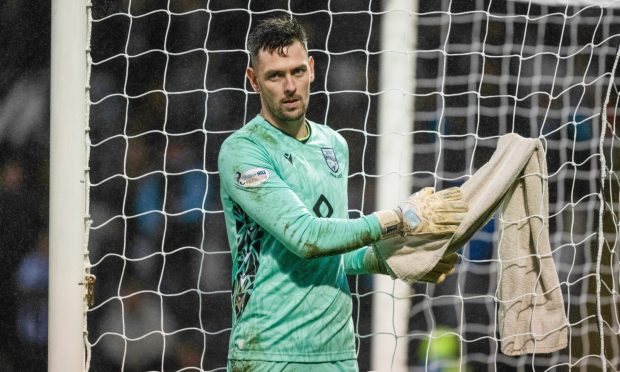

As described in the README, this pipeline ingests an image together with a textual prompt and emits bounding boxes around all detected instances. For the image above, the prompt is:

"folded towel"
[380,133,568,355]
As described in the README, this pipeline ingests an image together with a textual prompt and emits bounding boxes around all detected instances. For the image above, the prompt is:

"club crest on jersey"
[235,168,270,187]
[321,148,339,173]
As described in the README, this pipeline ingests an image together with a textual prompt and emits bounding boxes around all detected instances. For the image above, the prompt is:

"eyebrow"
[262,62,307,77]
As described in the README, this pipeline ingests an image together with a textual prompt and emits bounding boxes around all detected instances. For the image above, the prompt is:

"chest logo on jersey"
[321,148,339,173]
[235,167,270,187]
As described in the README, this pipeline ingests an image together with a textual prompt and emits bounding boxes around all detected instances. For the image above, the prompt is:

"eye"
[267,72,283,81]
[293,67,306,76]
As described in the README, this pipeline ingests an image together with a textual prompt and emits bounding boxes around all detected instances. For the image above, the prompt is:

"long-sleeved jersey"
[218,115,382,363]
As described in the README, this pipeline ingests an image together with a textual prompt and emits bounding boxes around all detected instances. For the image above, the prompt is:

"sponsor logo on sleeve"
[234,168,270,187]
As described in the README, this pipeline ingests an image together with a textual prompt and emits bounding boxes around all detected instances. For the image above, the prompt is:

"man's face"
[246,41,315,130]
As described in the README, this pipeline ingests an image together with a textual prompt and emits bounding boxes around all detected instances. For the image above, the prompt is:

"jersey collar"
[258,114,312,143]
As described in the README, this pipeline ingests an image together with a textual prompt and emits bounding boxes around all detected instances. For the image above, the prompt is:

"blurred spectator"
[97,279,179,371]
[0,158,42,369]
[15,231,49,371]
[0,73,49,147]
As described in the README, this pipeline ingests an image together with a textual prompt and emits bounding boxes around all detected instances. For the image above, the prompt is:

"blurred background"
[0,2,50,371]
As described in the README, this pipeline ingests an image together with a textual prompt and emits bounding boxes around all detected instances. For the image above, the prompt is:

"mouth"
[282,97,300,109]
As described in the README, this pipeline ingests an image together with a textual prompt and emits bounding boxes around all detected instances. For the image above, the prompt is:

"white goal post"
[372,0,416,371]
[49,0,90,371]
[48,0,620,371]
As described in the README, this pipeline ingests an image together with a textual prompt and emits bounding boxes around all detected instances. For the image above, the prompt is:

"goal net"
[84,0,620,371]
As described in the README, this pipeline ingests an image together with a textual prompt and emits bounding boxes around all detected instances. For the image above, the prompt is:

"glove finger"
[420,187,435,196]
[440,252,459,265]
[434,200,469,213]
[420,264,456,283]
[435,187,463,201]
[408,187,434,201]
[433,214,465,225]
[433,219,463,227]
[429,261,455,274]
[420,253,458,282]
[413,225,458,236]
[448,200,469,211]
[419,271,447,284]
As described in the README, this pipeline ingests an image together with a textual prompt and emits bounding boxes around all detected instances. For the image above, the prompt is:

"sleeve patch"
[235,168,270,187]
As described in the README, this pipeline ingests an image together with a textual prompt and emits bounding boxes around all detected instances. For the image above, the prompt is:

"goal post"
[49,0,89,371]
[372,0,417,371]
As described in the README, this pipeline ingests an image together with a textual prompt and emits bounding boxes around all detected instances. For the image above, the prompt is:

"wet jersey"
[218,115,382,363]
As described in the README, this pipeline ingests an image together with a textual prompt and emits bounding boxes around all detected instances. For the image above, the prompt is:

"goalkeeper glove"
[418,252,459,284]
[373,187,468,242]
[369,238,459,283]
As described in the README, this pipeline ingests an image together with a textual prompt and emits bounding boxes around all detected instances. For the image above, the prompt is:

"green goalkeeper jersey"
[218,115,382,363]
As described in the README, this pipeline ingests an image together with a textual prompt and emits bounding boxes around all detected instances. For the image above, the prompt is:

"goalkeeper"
[218,16,468,372]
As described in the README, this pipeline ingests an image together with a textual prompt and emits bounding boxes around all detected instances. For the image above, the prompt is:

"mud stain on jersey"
[249,124,278,147]
[302,229,375,258]
[229,360,257,372]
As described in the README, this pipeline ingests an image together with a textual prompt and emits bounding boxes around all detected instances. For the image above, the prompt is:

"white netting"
[85,1,620,371]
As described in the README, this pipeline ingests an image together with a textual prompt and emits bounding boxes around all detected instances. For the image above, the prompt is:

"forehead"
[254,41,309,72]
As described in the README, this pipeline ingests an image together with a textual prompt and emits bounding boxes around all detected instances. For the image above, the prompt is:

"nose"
[284,74,296,95]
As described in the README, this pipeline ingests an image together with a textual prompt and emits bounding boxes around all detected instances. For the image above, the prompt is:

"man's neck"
[261,112,307,140]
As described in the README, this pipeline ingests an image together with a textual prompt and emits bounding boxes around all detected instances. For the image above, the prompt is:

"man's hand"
[417,252,459,284]
[400,187,467,236]
[370,239,459,283]
[370,188,466,284]
[374,187,468,240]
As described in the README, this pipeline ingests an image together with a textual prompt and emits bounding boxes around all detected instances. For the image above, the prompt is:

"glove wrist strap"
[373,209,402,239]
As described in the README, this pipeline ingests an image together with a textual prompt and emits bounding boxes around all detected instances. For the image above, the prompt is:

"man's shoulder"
[308,120,348,149]
[221,117,265,149]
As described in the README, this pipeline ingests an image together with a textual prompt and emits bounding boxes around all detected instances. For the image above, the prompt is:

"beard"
[267,96,307,124]
[276,108,304,123]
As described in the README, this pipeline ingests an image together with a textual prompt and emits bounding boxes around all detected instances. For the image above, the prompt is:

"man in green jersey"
[218,16,468,371]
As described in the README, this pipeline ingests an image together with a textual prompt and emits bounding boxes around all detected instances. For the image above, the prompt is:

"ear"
[308,56,315,83]
[246,67,260,92]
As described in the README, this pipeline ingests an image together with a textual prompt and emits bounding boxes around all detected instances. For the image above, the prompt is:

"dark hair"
[247,16,308,66]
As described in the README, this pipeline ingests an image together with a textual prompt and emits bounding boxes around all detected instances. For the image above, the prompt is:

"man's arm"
[219,136,383,259]
[343,247,387,275]
[219,135,467,277]
[343,245,459,284]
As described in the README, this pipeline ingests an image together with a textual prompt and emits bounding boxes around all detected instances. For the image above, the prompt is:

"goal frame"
[49,0,90,371]
[372,0,417,371]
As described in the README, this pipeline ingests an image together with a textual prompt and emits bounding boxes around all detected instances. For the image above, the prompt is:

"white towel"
[378,133,568,355]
